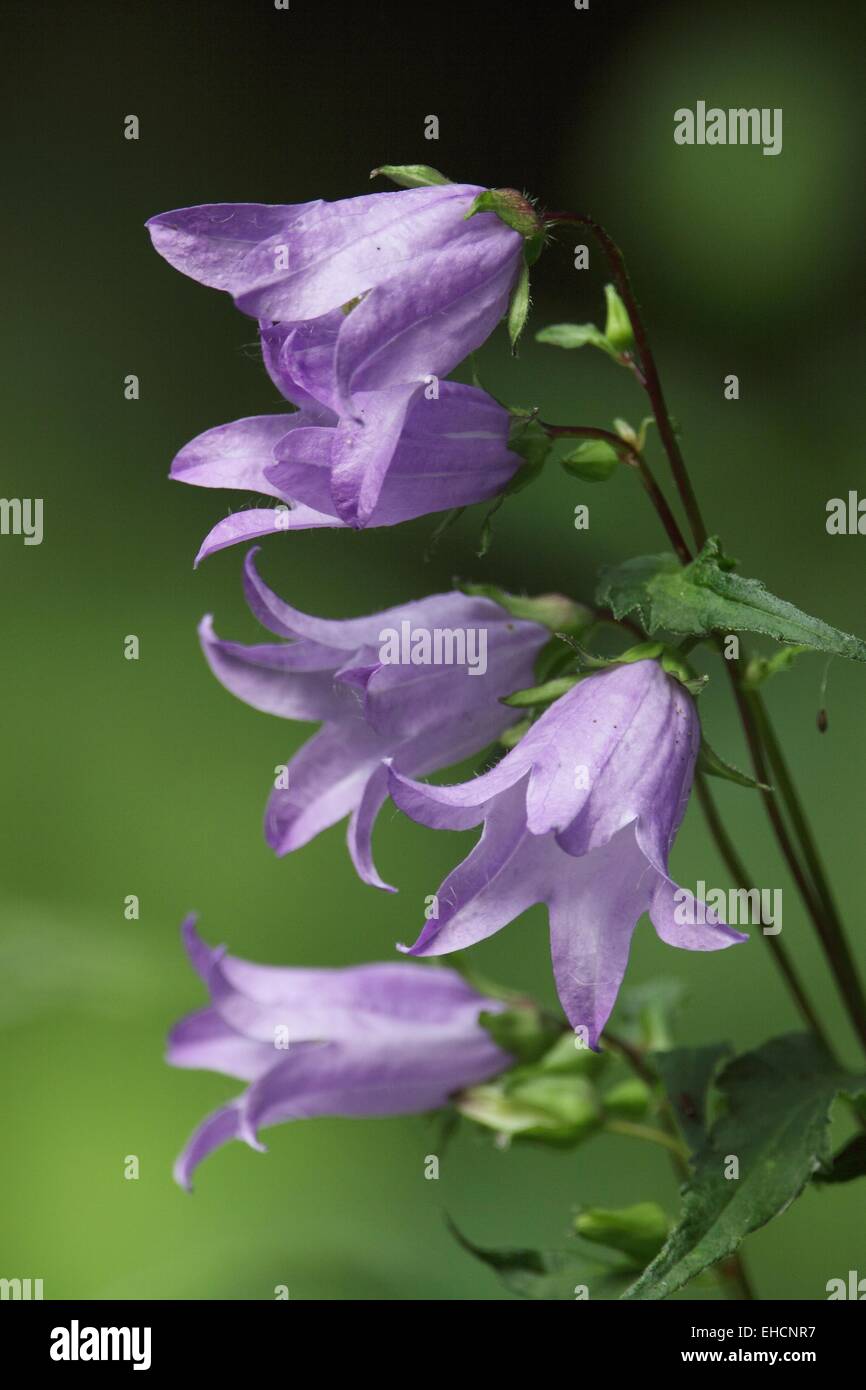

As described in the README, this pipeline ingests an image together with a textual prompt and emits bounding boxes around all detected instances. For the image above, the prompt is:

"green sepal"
[507,259,531,352]
[460,580,594,637]
[476,412,551,556]
[502,675,581,709]
[575,1203,669,1266]
[478,1005,563,1066]
[597,537,866,662]
[499,717,531,750]
[603,283,634,351]
[742,645,811,690]
[369,163,451,188]
[698,738,770,791]
[464,187,542,238]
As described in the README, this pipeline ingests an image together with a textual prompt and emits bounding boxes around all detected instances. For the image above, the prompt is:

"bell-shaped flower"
[388,659,747,1047]
[171,365,521,559]
[146,185,521,371]
[200,549,548,889]
[148,186,524,525]
[168,916,513,1189]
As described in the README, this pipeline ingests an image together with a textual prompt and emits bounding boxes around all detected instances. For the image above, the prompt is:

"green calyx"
[465,187,544,239]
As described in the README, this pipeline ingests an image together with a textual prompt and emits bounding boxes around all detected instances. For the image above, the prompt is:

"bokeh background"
[2,0,864,1299]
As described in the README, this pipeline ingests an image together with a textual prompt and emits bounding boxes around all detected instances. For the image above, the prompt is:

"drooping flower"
[171,364,521,562]
[168,916,512,1189]
[199,548,548,888]
[388,659,747,1046]
[148,186,525,525]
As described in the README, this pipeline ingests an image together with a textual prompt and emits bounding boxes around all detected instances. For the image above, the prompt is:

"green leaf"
[502,675,581,709]
[535,321,620,360]
[698,738,770,791]
[575,1203,669,1266]
[603,283,634,351]
[623,1034,866,1300]
[653,1043,733,1156]
[560,439,621,482]
[369,163,451,188]
[597,537,866,662]
[507,260,531,352]
[448,1221,634,1300]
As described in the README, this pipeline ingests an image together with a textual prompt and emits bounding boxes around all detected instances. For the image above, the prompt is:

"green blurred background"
[2,0,864,1299]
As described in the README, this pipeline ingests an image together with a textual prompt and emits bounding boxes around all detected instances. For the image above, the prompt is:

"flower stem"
[545,212,708,550]
[553,208,866,1059]
[603,1118,689,1161]
[539,421,692,564]
[695,772,829,1048]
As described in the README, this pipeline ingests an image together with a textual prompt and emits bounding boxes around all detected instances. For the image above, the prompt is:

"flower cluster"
[151,175,743,1183]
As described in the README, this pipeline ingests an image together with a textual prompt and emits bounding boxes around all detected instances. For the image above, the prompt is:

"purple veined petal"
[267,423,336,512]
[649,875,748,950]
[241,547,524,650]
[522,661,664,842]
[180,917,506,1040]
[260,314,342,417]
[146,201,323,292]
[167,1007,276,1081]
[401,779,542,956]
[236,1026,508,1148]
[174,1101,243,1191]
[232,185,488,322]
[361,609,546,740]
[198,616,351,721]
[328,384,419,527]
[555,661,698,866]
[194,503,344,567]
[333,232,522,404]
[267,380,521,529]
[170,415,301,496]
[632,683,701,877]
[547,825,655,1049]
[265,719,387,856]
[347,762,395,892]
[388,758,530,831]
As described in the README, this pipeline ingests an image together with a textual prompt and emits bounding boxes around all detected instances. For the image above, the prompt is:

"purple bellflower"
[148,186,524,526]
[200,549,548,889]
[171,357,521,562]
[388,659,747,1047]
[168,916,512,1189]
